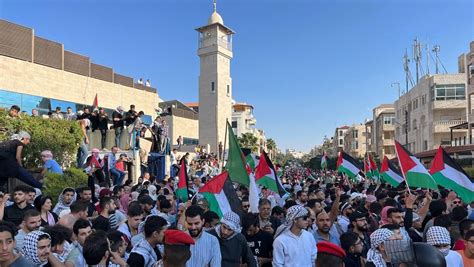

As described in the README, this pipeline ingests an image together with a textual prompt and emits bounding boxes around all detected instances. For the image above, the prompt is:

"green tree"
[238,132,259,153]
[266,138,277,159]
[0,110,83,168]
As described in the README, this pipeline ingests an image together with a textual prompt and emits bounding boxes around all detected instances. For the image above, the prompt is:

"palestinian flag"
[394,141,437,189]
[175,158,189,202]
[255,151,287,197]
[429,147,474,203]
[199,171,243,218]
[368,155,380,180]
[337,151,364,179]
[224,121,250,186]
[380,156,404,187]
[321,153,328,169]
[246,153,260,171]
[364,159,373,179]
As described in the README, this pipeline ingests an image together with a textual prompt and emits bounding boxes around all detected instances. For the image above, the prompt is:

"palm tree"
[266,138,277,159]
[238,133,259,153]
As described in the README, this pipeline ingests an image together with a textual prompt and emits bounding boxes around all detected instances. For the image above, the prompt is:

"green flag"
[224,121,250,186]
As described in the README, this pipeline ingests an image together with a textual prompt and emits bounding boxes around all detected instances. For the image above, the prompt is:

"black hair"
[203,210,219,224]
[107,230,125,252]
[83,230,109,265]
[62,188,75,195]
[242,213,259,231]
[43,224,72,247]
[433,214,452,228]
[381,224,400,231]
[34,196,53,212]
[316,253,344,267]
[459,219,474,237]
[159,199,171,210]
[73,218,91,236]
[451,206,468,222]
[78,186,91,194]
[138,195,154,206]
[23,209,40,221]
[0,221,17,238]
[185,205,204,219]
[241,196,249,202]
[387,208,404,218]
[465,229,474,240]
[383,198,398,208]
[99,197,112,209]
[127,202,144,217]
[429,200,447,218]
[271,206,285,216]
[13,185,34,194]
[10,105,20,112]
[113,185,123,195]
[296,191,307,198]
[157,195,167,203]
[340,232,359,251]
[369,202,382,214]
[144,216,168,238]
[284,200,297,210]
[70,200,89,213]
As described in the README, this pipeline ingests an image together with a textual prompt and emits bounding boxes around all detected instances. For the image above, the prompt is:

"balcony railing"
[198,37,232,51]
[433,120,467,132]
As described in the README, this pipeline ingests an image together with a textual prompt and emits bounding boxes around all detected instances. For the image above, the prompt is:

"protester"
[0,221,31,266]
[0,131,42,188]
[242,212,273,267]
[0,185,36,226]
[66,218,92,266]
[316,241,346,267]
[209,211,257,267]
[184,205,221,267]
[426,226,463,267]
[273,205,317,266]
[53,187,76,217]
[14,209,42,251]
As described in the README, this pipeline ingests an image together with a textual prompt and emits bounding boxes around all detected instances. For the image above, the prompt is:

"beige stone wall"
[394,73,467,153]
[164,115,199,145]
[0,55,159,115]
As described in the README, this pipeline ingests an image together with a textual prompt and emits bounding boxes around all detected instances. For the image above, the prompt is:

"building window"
[421,94,426,105]
[231,121,237,128]
[183,138,199,145]
[211,82,215,93]
[433,84,466,101]
[339,130,343,136]
[227,85,230,96]
[339,139,343,145]
[352,130,358,138]
[423,140,428,150]
[383,116,395,125]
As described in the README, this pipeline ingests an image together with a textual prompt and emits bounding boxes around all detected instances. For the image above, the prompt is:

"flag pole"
[221,119,228,172]
[395,142,412,195]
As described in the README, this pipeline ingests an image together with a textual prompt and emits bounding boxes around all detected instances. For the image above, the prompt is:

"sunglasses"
[453,201,461,204]
[243,205,250,208]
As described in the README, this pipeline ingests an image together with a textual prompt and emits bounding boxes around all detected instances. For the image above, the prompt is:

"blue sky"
[1,0,473,152]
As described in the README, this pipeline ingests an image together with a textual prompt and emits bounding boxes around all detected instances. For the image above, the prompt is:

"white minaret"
[196,1,234,154]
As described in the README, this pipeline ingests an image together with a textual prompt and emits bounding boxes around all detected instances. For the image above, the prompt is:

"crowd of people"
[1,106,474,266]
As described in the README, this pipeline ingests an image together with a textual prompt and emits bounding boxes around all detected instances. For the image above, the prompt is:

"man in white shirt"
[273,205,317,266]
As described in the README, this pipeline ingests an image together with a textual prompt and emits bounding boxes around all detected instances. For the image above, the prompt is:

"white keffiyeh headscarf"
[22,230,51,266]
[274,205,308,238]
[366,228,394,267]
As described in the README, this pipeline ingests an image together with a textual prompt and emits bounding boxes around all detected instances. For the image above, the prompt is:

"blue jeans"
[77,140,88,168]
[110,168,125,186]
[115,127,123,148]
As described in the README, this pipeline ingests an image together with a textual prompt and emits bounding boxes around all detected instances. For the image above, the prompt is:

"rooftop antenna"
[426,44,430,76]
[403,49,415,92]
[412,38,424,83]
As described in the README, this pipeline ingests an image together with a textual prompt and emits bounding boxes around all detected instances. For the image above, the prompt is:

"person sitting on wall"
[0,131,42,189]
[39,150,63,176]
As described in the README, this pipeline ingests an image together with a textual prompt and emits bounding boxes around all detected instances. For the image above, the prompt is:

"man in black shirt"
[124,105,137,127]
[112,106,125,148]
[340,232,364,267]
[97,108,109,149]
[77,186,96,217]
[91,197,116,232]
[242,213,273,267]
[0,185,35,226]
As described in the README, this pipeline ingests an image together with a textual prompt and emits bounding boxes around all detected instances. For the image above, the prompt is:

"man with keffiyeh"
[273,205,317,266]
[208,211,257,267]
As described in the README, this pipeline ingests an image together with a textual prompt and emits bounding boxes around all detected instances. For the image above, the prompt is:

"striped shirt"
[186,231,221,267]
